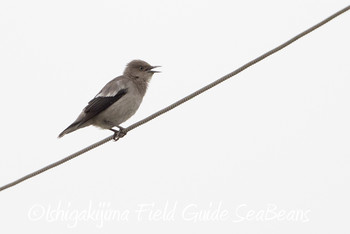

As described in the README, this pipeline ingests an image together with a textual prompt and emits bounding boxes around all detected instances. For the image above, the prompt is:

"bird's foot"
[110,126,127,141]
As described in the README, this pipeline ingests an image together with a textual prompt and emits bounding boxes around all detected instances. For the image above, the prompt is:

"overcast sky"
[0,0,349,233]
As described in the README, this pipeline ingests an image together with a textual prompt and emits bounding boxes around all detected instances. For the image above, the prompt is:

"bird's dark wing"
[76,88,128,128]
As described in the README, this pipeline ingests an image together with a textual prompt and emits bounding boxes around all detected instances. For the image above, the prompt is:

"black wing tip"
[58,121,80,139]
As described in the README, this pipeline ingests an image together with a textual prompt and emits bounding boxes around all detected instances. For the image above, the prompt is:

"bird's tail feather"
[58,122,80,138]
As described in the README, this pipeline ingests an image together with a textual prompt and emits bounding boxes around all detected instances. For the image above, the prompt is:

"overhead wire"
[1,5,349,192]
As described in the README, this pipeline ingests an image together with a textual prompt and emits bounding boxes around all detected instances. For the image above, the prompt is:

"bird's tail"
[58,122,80,138]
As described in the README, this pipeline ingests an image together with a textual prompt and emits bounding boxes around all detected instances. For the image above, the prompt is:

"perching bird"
[58,60,160,139]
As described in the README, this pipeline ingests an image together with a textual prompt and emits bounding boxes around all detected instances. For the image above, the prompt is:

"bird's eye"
[139,66,144,71]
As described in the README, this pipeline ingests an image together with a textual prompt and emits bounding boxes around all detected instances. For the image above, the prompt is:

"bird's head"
[124,60,160,82]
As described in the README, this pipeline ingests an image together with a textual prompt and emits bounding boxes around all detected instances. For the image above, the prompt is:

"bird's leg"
[116,125,127,137]
[109,128,122,141]
[109,126,127,141]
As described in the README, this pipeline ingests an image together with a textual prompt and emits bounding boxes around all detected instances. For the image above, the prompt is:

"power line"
[125,5,350,133]
[1,5,349,192]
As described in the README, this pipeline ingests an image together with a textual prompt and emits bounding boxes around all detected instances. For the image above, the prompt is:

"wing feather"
[75,77,129,128]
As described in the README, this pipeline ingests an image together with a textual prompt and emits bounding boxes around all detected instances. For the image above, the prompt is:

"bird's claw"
[110,127,127,141]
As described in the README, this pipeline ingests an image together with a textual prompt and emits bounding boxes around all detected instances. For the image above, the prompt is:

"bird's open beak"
[148,66,161,73]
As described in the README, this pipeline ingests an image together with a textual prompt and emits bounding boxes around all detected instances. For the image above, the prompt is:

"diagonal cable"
[0,5,349,192]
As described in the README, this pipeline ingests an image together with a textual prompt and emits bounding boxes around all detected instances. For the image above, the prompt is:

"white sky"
[0,0,349,233]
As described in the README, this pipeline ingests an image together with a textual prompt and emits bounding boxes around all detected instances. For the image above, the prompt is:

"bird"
[58,60,160,139]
